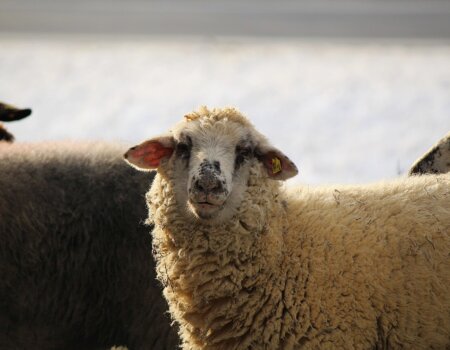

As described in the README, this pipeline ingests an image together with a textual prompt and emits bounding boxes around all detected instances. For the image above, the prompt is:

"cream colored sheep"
[125,107,450,350]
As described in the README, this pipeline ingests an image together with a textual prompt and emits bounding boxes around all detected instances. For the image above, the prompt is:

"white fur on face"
[169,117,261,222]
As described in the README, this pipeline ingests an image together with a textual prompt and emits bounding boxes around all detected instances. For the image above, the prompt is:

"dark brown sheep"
[0,141,179,350]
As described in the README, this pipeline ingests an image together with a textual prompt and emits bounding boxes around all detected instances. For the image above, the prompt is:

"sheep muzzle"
[188,160,229,218]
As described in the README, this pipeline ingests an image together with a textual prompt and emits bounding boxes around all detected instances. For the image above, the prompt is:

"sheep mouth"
[188,199,225,219]
[196,201,217,206]
[190,200,223,209]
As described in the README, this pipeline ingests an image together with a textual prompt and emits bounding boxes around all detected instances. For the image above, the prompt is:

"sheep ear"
[257,146,298,180]
[0,102,32,122]
[124,135,175,171]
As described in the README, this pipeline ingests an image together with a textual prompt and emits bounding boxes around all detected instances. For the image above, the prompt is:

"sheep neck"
[148,167,296,349]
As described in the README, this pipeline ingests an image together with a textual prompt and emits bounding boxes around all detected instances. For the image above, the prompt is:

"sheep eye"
[235,145,253,169]
[176,142,191,159]
[236,146,251,158]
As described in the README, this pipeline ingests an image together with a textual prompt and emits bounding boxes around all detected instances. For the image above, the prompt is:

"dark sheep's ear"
[0,102,32,122]
[409,132,450,176]
[0,124,14,142]
[256,145,298,180]
[124,135,175,171]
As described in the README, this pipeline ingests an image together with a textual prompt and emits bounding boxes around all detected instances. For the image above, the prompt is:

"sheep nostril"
[194,180,206,193]
[210,181,223,193]
[194,177,223,194]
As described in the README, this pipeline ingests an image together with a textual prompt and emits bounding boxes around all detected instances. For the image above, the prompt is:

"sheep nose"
[194,176,223,194]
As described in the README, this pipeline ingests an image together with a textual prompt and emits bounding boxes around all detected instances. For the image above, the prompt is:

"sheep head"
[125,107,298,222]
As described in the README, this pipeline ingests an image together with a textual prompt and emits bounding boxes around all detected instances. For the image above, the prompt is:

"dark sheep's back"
[0,142,179,350]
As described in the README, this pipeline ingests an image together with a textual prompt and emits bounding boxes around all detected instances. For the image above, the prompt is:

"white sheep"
[125,107,450,350]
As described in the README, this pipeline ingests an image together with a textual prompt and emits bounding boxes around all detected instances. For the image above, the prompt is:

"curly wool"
[183,106,254,128]
[149,155,450,349]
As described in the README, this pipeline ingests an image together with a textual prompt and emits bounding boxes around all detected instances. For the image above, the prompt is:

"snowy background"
[1,1,450,185]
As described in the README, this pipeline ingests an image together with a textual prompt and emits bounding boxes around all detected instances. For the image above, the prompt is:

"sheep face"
[182,124,238,221]
[125,108,298,222]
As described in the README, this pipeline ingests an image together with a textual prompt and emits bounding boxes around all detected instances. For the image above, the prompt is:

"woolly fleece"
[0,142,179,350]
[145,108,450,349]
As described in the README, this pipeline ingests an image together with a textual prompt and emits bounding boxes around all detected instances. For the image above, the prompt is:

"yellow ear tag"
[272,157,282,174]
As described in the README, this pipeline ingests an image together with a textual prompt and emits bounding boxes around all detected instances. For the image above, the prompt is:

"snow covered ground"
[1,35,449,185]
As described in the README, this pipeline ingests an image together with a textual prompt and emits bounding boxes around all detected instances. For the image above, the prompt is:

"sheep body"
[151,169,450,349]
[133,109,450,349]
[0,141,179,350]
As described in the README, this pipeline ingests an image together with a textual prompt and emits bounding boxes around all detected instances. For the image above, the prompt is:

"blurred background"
[1,0,449,184]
